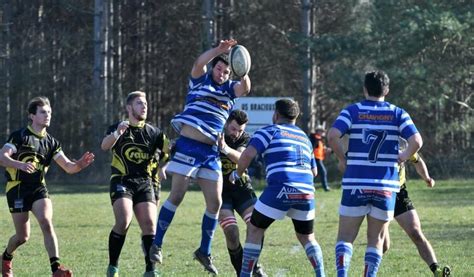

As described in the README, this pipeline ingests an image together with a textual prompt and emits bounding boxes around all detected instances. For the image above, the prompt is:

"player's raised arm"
[54,151,95,174]
[191,39,237,79]
[234,74,251,97]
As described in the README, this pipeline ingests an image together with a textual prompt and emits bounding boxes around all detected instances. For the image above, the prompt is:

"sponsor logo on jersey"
[358,112,393,122]
[125,147,149,164]
[20,155,43,172]
[173,152,196,165]
[280,131,307,142]
[276,186,313,200]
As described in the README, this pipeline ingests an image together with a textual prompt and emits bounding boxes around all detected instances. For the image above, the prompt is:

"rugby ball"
[230,45,251,77]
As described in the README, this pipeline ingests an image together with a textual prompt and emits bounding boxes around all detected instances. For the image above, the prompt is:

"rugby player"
[217,110,266,276]
[233,99,325,277]
[102,91,170,277]
[0,96,95,277]
[149,39,251,275]
[328,71,422,277]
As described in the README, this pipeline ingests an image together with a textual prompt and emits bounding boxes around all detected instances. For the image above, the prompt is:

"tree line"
[0,0,472,183]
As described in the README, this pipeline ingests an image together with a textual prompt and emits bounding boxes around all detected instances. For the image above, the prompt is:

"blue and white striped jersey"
[249,124,317,193]
[332,100,419,192]
[171,73,238,141]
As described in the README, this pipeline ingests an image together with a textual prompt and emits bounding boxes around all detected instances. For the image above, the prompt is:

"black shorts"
[110,177,158,205]
[221,182,257,215]
[394,184,415,217]
[6,183,49,213]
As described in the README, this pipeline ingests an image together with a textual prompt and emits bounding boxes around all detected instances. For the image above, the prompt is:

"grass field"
[0,179,472,276]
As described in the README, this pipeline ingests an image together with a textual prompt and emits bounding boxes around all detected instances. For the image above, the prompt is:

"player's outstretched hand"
[76,152,95,170]
[217,39,237,53]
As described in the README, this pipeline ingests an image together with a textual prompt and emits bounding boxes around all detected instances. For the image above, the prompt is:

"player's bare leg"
[32,198,72,276]
[2,212,30,276]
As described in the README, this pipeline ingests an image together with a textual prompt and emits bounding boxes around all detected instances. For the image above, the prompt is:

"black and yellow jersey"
[3,126,62,191]
[221,131,250,187]
[398,152,420,185]
[106,121,169,181]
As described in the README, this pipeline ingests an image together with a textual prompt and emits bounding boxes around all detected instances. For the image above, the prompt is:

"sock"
[430,263,439,272]
[142,235,155,272]
[364,247,383,277]
[199,210,219,255]
[153,200,177,246]
[335,241,353,277]
[50,257,60,273]
[108,230,126,267]
[2,249,13,261]
[305,241,325,277]
[241,243,261,277]
[228,244,243,274]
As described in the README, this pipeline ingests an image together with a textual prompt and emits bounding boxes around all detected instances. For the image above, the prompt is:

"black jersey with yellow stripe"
[4,126,62,190]
[221,131,250,187]
[106,121,169,181]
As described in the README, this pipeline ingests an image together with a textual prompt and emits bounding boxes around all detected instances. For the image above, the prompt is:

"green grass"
[0,179,472,276]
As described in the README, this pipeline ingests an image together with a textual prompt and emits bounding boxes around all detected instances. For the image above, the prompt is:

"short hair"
[27,96,50,115]
[364,71,390,97]
[126,91,146,105]
[275,99,300,120]
[227,109,248,125]
[211,54,229,68]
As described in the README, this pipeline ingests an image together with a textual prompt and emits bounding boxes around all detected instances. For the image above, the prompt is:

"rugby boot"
[434,265,451,277]
[149,244,163,264]
[253,263,268,277]
[106,265,119,277]
[1,258,13,277]
[52,265,73,277]
[193,248,218,275]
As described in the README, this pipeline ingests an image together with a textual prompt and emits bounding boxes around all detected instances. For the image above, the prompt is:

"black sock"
[50,257,60,273]
[228,243,243,275]
[2,249,13,261]
[109,230,126,267]
[142,235,155,272]
[430,263,439,273]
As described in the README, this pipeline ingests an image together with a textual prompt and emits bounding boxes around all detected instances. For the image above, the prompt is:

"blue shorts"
[166,136,221,181]
[254,184,315,221]
[339,189,396,221]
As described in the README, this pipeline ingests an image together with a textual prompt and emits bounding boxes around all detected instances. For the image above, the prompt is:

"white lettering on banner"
[234,97,293,134]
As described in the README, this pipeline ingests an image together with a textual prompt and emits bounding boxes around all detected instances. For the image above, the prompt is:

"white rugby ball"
[230,45,251,77]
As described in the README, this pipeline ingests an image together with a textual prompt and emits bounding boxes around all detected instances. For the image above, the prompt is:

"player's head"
[126,91,147,121]
[211,54,231,85]
[225,109,248,142]
[364,70,390,97]
[27,96,52,128]
[273,99,300,124]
